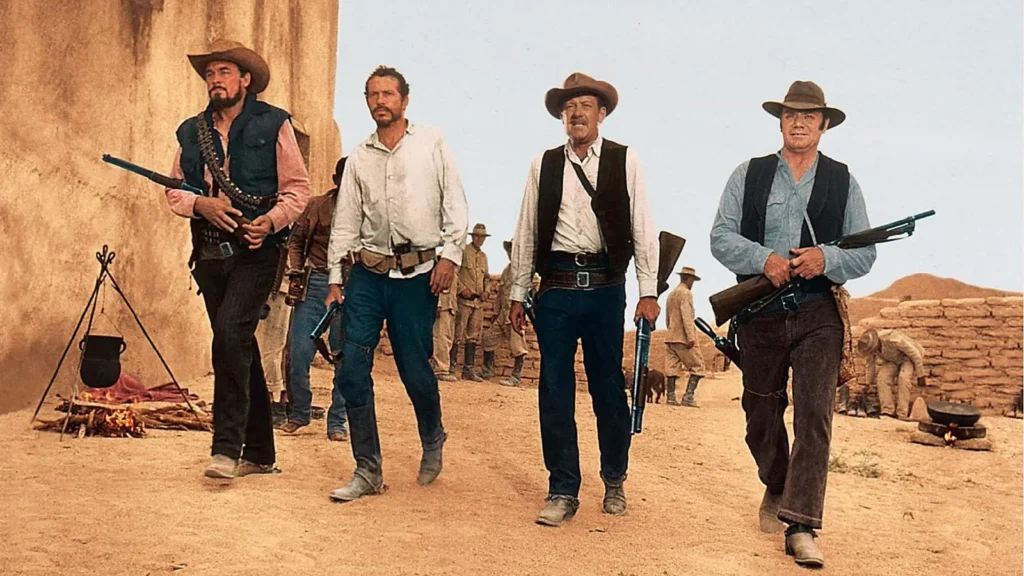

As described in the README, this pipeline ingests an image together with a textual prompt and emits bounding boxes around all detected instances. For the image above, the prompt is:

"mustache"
[373,106,393,114]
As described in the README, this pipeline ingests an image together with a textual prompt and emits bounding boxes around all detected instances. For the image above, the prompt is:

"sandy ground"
[2,364,1021,576]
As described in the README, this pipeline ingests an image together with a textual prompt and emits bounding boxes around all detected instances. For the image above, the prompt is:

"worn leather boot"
[204,454,237,479]
[681,375,702,408]
[602,475,627,515]
[666,376,679,405]
[500,355,524,387]
[235,460,282,476]
[536,494,580,527]
[785,524,824,568]
[481,351,496,379]
[417,431,448,485]
[759,488,784,533]
[462,343,483,382]
[329,403,383,502]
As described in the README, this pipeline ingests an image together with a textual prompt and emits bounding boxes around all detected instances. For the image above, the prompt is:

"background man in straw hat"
[509,72,660,527]
[164,39,310,480]
[709,80,876,567]
[325,65,468,502]
[454,223,491,381]
[664,266,705,407]
[482,239,529,387]
[856,328,927,419]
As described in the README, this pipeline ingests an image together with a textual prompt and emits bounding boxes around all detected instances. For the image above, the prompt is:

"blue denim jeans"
[534,266,630,497]
[286,271,347,432]
[338,264,444,453]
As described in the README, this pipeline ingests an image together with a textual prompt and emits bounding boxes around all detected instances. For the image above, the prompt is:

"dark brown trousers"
[737,297,843,529]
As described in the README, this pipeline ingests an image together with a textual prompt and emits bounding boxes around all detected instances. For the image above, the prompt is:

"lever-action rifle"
[102,154,252,248]
[631,231,686,435]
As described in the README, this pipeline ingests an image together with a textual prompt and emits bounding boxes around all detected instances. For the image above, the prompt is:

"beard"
[372,106,401,128]
[209,88,243,111]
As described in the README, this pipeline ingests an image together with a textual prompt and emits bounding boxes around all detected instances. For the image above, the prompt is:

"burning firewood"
[34,398,211,437]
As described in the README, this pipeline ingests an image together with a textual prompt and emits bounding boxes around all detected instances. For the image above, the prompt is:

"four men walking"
[166,38,890,569]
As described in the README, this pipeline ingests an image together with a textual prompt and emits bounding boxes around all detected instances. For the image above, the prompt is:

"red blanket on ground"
[80,373,199,404]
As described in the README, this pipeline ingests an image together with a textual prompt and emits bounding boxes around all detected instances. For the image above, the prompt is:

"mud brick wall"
[850,297,1023,414]
[377,274,728,388]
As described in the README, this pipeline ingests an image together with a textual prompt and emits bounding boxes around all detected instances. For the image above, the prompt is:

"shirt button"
[387,175,393,180]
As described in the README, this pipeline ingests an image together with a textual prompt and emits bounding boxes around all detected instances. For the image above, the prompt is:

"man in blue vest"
[710,81,876,568]
[509,73,660,527]
[165,40,310,480]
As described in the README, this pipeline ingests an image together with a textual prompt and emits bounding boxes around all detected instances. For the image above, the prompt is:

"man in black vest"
[710,81,876,568]
[165,40,310,480]
[509,73,660,527]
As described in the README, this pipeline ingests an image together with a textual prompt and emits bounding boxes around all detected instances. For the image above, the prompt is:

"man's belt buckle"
[574,253,588,267]
[575,271,590,289]
[781,292,799,312]
[219,242,236,258]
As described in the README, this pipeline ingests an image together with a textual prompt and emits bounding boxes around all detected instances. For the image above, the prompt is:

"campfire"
[33,398,211,438]
[909,400,991,451]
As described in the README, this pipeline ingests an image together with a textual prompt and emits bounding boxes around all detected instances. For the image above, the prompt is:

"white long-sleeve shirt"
[510,136,658,301]
[327,123,469,284]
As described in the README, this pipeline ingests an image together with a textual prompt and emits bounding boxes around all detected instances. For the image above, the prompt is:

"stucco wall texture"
[0,0,341,413]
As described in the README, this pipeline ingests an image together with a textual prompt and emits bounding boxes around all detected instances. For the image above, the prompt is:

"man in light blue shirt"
[709,81,876,568]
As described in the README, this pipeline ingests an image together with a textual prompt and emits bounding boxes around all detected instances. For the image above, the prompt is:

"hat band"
[783,93,826,107]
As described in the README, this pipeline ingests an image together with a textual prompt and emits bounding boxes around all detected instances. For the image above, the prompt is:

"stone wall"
[0,0,341,413]
[850,297,1023,414]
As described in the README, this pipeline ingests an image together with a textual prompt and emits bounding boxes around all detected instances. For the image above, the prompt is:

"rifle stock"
[708,275,775,327]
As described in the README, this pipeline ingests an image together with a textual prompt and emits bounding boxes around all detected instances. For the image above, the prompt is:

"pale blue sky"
[334,0,1023,322]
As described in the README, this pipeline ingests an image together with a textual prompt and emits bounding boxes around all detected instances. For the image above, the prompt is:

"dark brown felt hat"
[762,81,845,128]
[545,73,618,119]
[188,39,270,94]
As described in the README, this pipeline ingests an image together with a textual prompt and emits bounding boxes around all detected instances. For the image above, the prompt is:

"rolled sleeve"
[164,147,199,219]
[510,157,541,302]
[265,121,311,233]
[436,135,468,266]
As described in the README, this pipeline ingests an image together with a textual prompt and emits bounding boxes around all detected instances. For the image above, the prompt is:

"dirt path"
[2,365,1021,575]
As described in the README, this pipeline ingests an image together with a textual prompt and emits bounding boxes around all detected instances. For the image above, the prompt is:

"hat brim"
[678,272,701,281]
[545,84,618,119]
[189,47,270,94]
[762,101,845,128]
[469,232,492,237]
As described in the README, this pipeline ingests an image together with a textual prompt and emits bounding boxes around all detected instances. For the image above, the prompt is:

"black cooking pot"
[926,400,981,427]
[79,335,126,389]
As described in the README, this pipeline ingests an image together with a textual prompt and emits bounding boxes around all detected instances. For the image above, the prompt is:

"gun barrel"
[630,318,652,434]
[103,153,205,195]
[310,301,341,340]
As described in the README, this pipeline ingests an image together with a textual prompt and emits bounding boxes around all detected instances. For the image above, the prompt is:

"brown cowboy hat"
[545,72,619,119]
[469,223,491,237]
[188,39,270,94]
[857,329,880,356]
[762,80,845,129]
[677,266,701,281]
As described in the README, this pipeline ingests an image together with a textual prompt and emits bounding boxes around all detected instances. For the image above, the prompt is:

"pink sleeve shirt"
[165,120,310,233]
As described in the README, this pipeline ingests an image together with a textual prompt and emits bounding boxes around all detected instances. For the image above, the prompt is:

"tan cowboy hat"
[857,329,880,356]
[545,72,619,119]
[469,223,491,237]
[188,39,270,94]
[677,266,701,281]
[762,81,845,129]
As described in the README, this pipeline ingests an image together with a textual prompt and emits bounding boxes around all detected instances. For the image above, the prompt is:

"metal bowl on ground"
[926,400,982,427]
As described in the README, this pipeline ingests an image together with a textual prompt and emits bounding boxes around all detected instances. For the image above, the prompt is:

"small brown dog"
[625,368,666,404]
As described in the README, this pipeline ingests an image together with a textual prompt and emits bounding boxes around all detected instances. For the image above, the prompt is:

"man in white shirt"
[509,73,660,526]
[325,66,469,502]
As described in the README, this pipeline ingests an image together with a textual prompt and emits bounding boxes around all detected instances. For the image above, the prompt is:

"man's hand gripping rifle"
[102,154,254,251]
[310,301,343,365]
[695,210,936,371]
[631,231,686,435]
